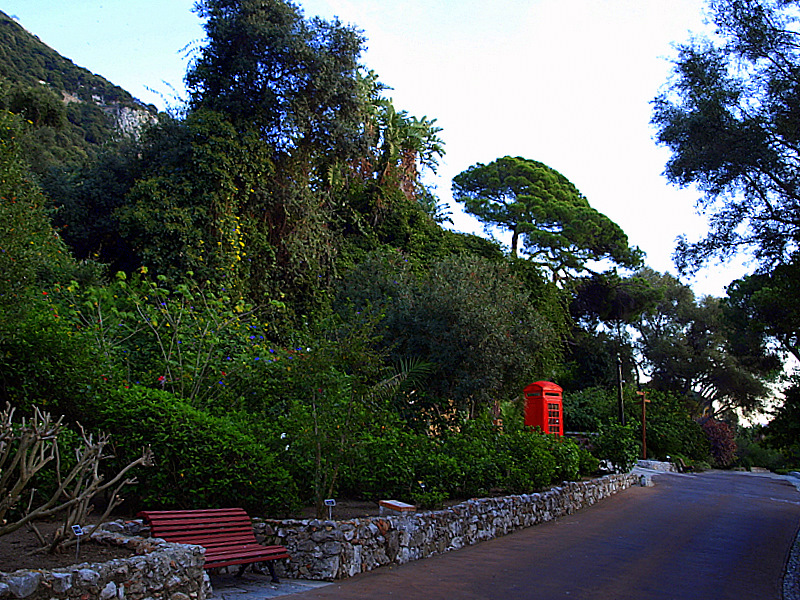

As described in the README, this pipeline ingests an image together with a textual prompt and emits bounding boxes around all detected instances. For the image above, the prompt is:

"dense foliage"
[563,387,710,464]
[334,251,564,422]
[0,2,600,515]
[632,269,779,418]
[765,377,800,466]
[1,0,798,524]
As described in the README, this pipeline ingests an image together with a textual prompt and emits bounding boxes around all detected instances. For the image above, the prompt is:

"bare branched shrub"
[0,403,153,552]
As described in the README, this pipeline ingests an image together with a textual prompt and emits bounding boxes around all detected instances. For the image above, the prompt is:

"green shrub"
[0,300,109,420]
[339,428,414,501]
[593,422,640,472]
[735,426,786,471]
[440,420,500,497]
[445,421,565,495]
[91,386,300,516]
[497,430,558,493]
[545,436,582,482]
[641,391,709,461]
[765,379,800,465]
[577,446,600,476]
[338,419,580,505]
[562,388,711,464]
[338,428,460,508]
[409,446,461,508]
[562,387,615,432]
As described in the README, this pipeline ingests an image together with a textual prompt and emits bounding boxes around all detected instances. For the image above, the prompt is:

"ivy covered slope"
[0,10,156,173]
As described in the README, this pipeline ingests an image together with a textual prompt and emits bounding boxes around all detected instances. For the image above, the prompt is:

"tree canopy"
[187,0,366,164]
[451,156,642,280]
[653,0,800,273]
[724,262,800,364]
[632,269,778,418]
[334,251,563,423]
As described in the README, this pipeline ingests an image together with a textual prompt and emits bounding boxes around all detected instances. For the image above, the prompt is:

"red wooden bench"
[138,508,289,582]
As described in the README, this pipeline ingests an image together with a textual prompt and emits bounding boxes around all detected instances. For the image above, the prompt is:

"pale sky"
[2,0,749,296]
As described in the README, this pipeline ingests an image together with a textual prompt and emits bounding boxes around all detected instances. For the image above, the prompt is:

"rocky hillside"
[0,10,157,170]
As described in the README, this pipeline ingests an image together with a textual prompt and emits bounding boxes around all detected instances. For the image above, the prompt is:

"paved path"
[211,470,800,600]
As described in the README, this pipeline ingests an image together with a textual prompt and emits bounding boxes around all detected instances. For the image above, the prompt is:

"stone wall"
[636,459,678,472]
[259,473,638,581]
[0,524,208,600]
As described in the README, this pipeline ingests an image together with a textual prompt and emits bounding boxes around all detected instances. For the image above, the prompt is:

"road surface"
[278,471,800,600]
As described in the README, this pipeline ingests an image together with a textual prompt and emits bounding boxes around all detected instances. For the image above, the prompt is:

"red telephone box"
[523,381,563,436]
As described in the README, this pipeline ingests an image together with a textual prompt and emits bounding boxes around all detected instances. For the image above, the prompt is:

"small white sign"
[324,499,336,507]
[72,525,84,537]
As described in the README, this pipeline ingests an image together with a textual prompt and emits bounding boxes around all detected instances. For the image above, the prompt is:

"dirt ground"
[0,516,135,572]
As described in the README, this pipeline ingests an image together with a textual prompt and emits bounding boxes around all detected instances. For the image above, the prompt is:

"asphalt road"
[274,471,800,600]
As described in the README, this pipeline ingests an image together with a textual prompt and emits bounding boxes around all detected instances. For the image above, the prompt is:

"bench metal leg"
[233,562,279,583]
[266,562,280,584]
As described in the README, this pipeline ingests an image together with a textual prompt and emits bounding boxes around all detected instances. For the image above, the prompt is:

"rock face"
[104,104,157,139]
[0,524,207,600]
[259,473,638,581]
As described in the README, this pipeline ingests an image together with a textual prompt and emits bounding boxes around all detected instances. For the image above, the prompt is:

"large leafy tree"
[572,271,661,344]
[182,0,450,318]
[451,156,641,280]
[116,0,367,317]
[652,0,800,272]
[117,110,273,294]
[766,375,800,463]
[633,270,778,418]
[565,271,661,390]
[335,251,563,423]
[187,0,366,165]
[725,261,800,363]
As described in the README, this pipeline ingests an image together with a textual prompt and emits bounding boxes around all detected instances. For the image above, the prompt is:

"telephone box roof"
[523,381,562,394]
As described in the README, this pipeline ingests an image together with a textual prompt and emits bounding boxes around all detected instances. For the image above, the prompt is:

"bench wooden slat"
[169,533,258,546]
[144,527,257,540]
[137,508,289,580]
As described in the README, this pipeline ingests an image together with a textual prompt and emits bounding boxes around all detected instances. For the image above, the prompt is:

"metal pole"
[637,390,650,460]
[617,355,625,426]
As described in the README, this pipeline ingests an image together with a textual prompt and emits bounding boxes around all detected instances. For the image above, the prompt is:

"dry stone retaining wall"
[259,473,638,581]
[0,524,208,600]
[636,459,678,472]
